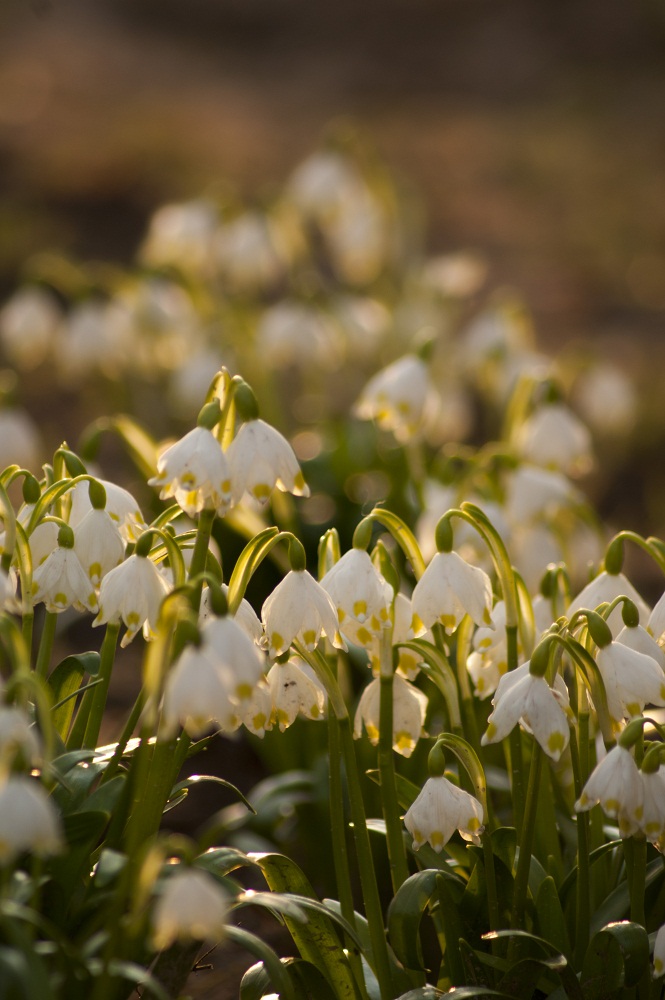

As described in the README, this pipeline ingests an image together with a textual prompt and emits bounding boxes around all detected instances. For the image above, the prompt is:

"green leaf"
[49,652,101,739]
[590,857,664,935]
[170,773,255,814]
[387,869,465,971]
[241,957,338,1000]
[395,989,446,1000]
[227,526,281,614]
[535,876,572,961]
[324,899,413,1000]
[196,847,261,877]
[250,853,362,1000]
[234,891,308,922]
[227,926,297,1000]
[105,960,170,1000]
[581,921,650,996]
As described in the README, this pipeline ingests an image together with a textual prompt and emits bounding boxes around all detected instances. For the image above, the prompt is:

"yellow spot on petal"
[236,683,253,700]
[355,626,373,646]
[294,471,307,492]
[635,806,644,820]
[482,607,492,625]
[484,723,498,741]
[395,731,414,753]
[467,816,481,831]
[302,629,317,647]
[276,709,290,731]
[430,830,444,849]
[309,703,321,718]
[365,723,379,743]
[54,592,67,607]
[270,631,284,652]
[251,712,267,731]
[253,483,271,501]
[440,613,456,630]
[655,959,663,974]
[127,612,140,627]
[221,479,231,493]
[547,731,565,756]
[626,702,640,716]
[353,600,368,621]
[605,798,619,813]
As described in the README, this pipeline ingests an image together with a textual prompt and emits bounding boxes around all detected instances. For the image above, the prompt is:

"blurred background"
[2,0,665,343]
[1,0,665,526]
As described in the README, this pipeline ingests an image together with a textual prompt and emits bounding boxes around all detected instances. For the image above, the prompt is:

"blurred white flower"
[200,615,267,703]
[0,706,42,768]
[466,601,509,700]
[140,199,218,275]
[149,426,232,517]
[481,662,571,761]
[403,775,484,852]
[514,403,593,477]
[261,569,344,658]
[640,767,665,843]
[0,408,42,472]
[94,553,171,646]
[354,354,438,443]
[504,465,581,526]
[367,592,429,680]
[199,585,263,645]
[567,571,651,638]
[226,419,309,506]
[354,673,427,758]
[152,867,229,950]
[0,776,62,863]
[162,642,241,738]
[411,550,493,634]
[573,362,637,437]
[255,301,344,370]
[287,150,363,221]
[654,923,665,978]
[575,744,643,837]
[215,210,286,293]
[0,285,60,370]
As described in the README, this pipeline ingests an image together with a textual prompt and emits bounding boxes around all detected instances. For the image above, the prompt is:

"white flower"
[466,602,509,699]
[215,210,285,293]
[0,776,62,862]
[267,657,326,731]
[481,663,570,761]
[0,285,60,371]
[255,301,344,370]
[320,548,393,643]
[199,584,262,645]
[0,569,19,614]
[200,616,267,702]
[640,768,665,843]
[403,776,484,852]
[94,553,171,646]
[149,426,232,517]
[354,354,438,443]
[32,542,97,614]
[514,402,593,477]
[0,409,42,472]
[575,744,643,837]
[287,150,362,220]
[261,569,345,657]
[152,867,229,949]
[73,508,125,587]
[162,644,241,738]
[411,550,493,635]
[0,707,42,767]
[504,465,581,526]
[648,591,665,644]
[654,923,665,978]
[572,363,637,437]
[367,593,430,680]
[354,674,428,758]
[238,682,273,738]
[510,522,563,595]
[567,571,651,638]
[596,641,665,723]
[616,622,665,669]
[226,419,309,505]
[140,199,218,275]
[68,478,146,543]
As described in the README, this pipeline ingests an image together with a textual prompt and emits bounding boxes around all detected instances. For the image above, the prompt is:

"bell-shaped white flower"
[467,602,511,700]
[514,402,593,477]
[647,590,665,645]
[504,464,581,526]
[0,408,42,472]
[412,549,493,635]
[567,570,651,638]
[354,674,428,758]
[0,707,42,768]
[267,657,326,731]
[367,593,431,680]
[596,641,665,724]
[199,584,263,645]
[261,569,345,658]
[481,662,571,761]
[94,552,171,646]
[226,419,309,505]
[149,425,232,517]
[575,744,643,837]
[320,548,394,643]
[73,508,125,587]
[255,300,344,370]
[0,568,20,614]
[0,285,60,371]
[200,615,267,703]
[238,682,273,738]
[152,867,229,949]
[140,199,218,275]
[215,210,285,293]
[354,354,438,443]
[0,776,62,862]
[653,923,665,978]
[639,767,665,843]
[403,776,484,852]
[162,643,241,738]
[68,478,146,543]
[32,535,97,614]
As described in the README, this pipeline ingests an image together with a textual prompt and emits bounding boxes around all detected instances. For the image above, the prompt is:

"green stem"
[338,714,394,1000]
[21,612,33,663]
[34,610,57,678]
[625,836,647,928]
[482,830,500,933]
[99,691,147,785]
[378,629,409,893]
[511,742,543,933]
[569,724,590,967]
[82,623,120,749]
[328,713,369,1000]
[188,508,216,599]
[506,625,525,832]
